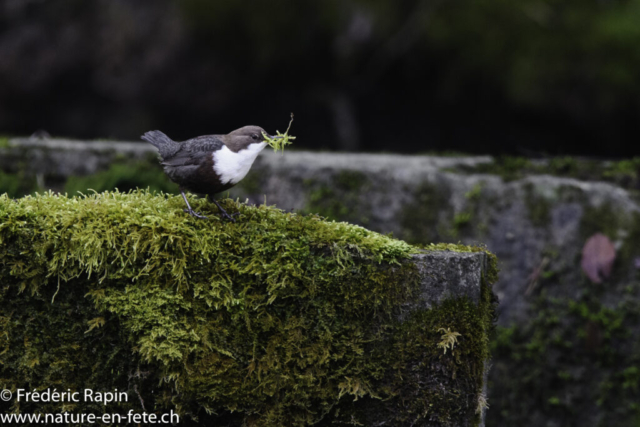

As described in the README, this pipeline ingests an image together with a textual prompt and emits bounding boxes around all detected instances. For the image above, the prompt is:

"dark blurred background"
[1,0,639,156]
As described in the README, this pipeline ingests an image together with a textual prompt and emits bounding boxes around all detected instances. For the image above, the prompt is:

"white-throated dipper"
[142,126,278,221]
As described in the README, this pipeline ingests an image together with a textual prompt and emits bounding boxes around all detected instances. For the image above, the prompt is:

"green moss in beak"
[263,113,296,153]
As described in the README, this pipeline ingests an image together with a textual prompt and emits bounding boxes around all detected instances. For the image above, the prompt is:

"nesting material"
[263,113,296,153]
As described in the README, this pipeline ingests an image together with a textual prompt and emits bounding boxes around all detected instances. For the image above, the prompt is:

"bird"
[141,126,277,221]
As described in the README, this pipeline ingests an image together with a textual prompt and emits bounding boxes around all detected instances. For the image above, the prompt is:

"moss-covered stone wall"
[5,138,639,426]
[0,192,496,426]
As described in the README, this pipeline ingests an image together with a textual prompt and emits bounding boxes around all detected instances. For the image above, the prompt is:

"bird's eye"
[251,134,259,140]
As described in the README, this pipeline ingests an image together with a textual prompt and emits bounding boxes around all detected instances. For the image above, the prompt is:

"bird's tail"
[141,130,180,159]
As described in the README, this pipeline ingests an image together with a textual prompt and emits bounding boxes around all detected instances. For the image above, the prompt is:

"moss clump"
[453,211,472,229]
[0,191,496,426]
[263,114,296,153]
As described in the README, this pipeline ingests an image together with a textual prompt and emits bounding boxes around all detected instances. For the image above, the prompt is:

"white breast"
[212,142,267,185]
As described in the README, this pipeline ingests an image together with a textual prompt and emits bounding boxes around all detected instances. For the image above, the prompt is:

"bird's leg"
[180,189,207,219]
[209,197,237,222]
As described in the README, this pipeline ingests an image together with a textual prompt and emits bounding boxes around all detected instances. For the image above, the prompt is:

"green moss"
[454,212,472,228]
[400,181,451,244]
[330,261,497,426]
[547,156,581,176]
[465,183,484,201]
[603,158,640,188]
[465,156,534,181]
[0,136,9,148]
[64,161,179,195]
[303,170,372,225]
[455,155,640,192]
[0,169,39,198]
[333,170,368,191]
[0,191,496,426]
[489,212,640,425]
[579,202,625,241]
[489,286,640,426]
[449,182,488,238]
[401,181,490,243]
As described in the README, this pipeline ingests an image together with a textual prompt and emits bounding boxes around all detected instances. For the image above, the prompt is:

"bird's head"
[225,125,272,152]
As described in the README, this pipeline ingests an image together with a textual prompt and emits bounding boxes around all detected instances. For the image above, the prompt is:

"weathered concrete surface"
[411,250,487,309]
[0,138,155,178]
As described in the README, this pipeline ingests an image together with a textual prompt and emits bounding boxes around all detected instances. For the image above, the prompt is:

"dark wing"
[160,135,225,167]
[182,135,225,152]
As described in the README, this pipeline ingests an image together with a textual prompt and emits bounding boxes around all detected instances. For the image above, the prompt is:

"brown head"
[223,125,269,152]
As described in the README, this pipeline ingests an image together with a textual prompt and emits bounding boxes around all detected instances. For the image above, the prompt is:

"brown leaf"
[581,233,616,283]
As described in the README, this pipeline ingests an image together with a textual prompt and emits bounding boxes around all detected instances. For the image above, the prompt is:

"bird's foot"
[209,198,239,222]
[217,207,238,223]
[183,208,208,219]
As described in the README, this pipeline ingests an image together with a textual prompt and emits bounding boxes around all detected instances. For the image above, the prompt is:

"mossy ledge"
[0,191,497,426]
